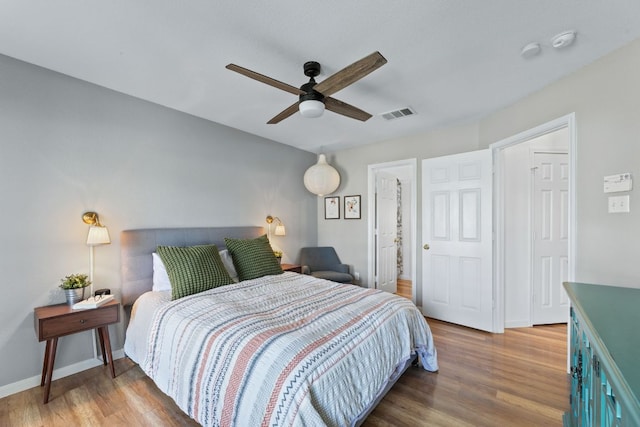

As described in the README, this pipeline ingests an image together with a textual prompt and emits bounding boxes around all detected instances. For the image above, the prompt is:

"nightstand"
[281,263,302,273]
[34,299,120,403]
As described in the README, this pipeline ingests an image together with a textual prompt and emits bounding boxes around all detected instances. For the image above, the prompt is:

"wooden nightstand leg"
[43,337,58,404]
[41,340,51,386]
[98,326,116,378]
[97,328,107,365]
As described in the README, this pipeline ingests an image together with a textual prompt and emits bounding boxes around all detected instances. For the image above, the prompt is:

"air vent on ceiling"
[381,107,416,121]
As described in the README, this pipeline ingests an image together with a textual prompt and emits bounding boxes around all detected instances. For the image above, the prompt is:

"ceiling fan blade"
[313,51,387,98]
[324,97,372,122]
[226,64,305,96]
[267,102,300,124]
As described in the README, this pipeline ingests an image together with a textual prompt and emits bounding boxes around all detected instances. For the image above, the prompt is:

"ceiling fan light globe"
[299,100,325,118]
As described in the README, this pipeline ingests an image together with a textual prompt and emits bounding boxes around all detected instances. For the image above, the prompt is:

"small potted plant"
[59,273,91,305]
[273,250,283,264]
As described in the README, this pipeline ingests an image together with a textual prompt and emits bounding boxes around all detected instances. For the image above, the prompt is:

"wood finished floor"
[396,279,412,300]
[0,320,569,426]
[365,320,569,426]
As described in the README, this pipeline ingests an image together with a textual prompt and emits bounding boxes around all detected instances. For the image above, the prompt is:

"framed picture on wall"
[344,195,361,219]
[324,196,340,219]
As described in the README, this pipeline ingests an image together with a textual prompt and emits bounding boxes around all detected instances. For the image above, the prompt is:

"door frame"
[491,113,577,333]
[367,159,418,304]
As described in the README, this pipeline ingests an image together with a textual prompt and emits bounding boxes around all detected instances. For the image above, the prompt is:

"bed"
[121,227,438,427]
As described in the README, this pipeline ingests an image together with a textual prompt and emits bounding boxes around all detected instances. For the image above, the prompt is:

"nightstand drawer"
[36,302,119,341]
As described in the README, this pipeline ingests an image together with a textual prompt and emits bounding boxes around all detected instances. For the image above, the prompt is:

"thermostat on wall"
[604,173,632,193]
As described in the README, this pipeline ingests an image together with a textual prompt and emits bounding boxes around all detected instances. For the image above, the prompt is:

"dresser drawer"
[36,302,120,341]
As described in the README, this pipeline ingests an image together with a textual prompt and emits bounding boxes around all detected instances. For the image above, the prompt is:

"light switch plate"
[608,195,630,213]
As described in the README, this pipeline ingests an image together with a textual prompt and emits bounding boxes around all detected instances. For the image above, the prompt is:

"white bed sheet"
[124,290,170,364]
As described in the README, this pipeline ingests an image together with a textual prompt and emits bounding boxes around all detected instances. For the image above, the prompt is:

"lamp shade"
[86,226,111,246]
[274,224,286,236]
[299,100,325,118]
[304,154,340,196]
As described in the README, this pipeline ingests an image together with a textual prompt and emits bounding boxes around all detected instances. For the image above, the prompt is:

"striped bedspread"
[141,272,438,427]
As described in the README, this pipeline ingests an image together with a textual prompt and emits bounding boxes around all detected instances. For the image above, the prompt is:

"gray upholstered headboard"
[120,226,264,306]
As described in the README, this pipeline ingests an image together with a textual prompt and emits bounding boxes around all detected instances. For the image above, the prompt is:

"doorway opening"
[492,113,577,332]
[367,159,417,304]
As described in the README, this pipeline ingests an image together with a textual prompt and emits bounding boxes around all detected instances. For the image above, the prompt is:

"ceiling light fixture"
[551,31,577,49]
[298,67,325,118]
[299,99,325,118]
[303,154,340,196]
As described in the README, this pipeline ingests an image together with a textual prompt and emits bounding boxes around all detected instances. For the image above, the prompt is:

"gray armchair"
[299,247,354,284]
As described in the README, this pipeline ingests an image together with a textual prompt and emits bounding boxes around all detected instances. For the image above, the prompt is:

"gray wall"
[326,37,640,306]
[0,54,317,389]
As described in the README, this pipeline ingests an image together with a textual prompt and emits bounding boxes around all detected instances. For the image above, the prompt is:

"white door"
[531,152,569,324]
[376,171,398,293]
[422,149,493,332]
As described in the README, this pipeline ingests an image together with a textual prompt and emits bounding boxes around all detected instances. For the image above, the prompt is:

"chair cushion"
[311,271,354,284]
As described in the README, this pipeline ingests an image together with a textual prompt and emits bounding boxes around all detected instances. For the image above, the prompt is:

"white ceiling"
[2,1,640,153]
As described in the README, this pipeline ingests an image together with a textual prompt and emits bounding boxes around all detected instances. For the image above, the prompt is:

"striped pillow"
[224,235,283,281]
[156,244,234,300]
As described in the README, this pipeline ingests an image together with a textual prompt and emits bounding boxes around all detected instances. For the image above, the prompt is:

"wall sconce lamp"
[265,215,286,241]
[82,211,111,296]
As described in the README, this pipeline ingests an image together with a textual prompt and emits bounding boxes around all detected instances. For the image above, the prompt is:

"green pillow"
[156,244,234,300]
[224,235,283,281]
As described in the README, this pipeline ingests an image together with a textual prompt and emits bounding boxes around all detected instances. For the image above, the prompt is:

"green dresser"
[563,282,640,426]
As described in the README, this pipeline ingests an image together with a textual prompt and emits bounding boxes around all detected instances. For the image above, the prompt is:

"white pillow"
[152,252,172,292]
[219,249,239,282]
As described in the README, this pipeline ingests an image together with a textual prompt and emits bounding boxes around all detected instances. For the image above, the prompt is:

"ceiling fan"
[226,51,387,124]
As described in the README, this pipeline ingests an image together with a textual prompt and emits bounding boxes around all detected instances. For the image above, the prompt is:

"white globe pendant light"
[303,154,340,196]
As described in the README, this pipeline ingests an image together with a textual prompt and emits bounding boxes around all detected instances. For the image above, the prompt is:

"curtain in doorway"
[397,179,403,276]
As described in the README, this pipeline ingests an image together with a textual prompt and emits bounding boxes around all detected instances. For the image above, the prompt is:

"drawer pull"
[80,319,86,324]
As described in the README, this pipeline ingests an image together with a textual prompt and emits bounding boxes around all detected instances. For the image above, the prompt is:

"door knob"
[423,244,430,250]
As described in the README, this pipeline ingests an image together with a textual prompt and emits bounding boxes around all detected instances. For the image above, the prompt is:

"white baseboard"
[0,348,125,399]
[505,320,531,328]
